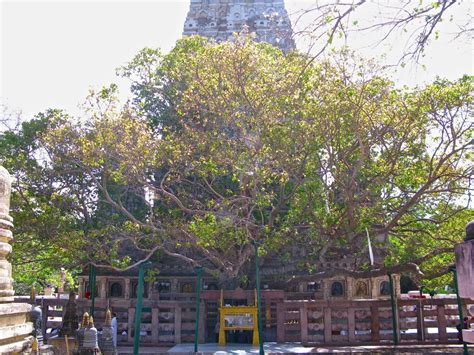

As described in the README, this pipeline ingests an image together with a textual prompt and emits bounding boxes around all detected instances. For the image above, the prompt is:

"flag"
[366,228,374,266]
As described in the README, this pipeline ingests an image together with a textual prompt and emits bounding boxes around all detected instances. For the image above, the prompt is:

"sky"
[1,0,473,120]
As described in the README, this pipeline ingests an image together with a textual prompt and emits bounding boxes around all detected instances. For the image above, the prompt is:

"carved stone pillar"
[0,167,14,303]
[171,278,178,293]
[0,166,33,353]
[78,278,85,299]
[99,278,107,299]
[124,278,131,299]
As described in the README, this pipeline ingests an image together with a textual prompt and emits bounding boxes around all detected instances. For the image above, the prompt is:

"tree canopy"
[37,36,474,285]
[295,0,473,63]
[2,35,473,289]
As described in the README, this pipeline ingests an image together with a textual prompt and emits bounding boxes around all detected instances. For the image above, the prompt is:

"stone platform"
[117,343,474,354]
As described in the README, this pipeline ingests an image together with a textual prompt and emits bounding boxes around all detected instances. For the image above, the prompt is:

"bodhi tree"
[0,112,85,292]
[293,0,473,63]
[40,36,472,286]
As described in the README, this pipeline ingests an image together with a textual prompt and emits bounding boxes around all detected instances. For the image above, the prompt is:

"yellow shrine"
[218,289,260,346]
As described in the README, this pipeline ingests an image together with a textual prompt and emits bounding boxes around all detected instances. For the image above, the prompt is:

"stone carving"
[183,0,295,52]
[99,309,117,355]
[355,281,368,297]
[0,166,14,303]
[60,291,79,337]
[0,166,13,216]
[311,310,323,320]
[77,312,101,355]
[31,305,44,345]
[0,165,33,353]
[76,312,89,350]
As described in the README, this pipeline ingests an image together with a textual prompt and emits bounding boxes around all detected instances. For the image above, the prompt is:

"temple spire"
[183,0,295,52]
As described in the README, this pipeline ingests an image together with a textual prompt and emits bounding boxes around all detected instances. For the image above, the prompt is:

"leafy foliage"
[3,36,473,288]
[0,113,85,292]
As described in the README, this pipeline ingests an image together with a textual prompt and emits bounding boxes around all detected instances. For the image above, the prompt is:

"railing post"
[127,308,135,344]
[174,306,182,344]
[199,302,206,343]
[416,299,424,342]
[348,307,356,343]
[194,266,203,353]
[300,303,308,343]
[370,305,380,342]
[41,300,48,341]
[324,306,332,343]
[276,302,284,342]
[437,304,447,342]
[151,307,159,343]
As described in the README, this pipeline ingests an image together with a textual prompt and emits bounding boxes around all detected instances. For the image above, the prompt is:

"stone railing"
[16,294,473,346]
[276,298,473,344]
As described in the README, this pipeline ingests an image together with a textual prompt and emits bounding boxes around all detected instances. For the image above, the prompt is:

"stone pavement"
[117,342,473,354]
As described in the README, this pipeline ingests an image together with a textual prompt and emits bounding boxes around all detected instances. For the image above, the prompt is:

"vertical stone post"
[99,278,107,299]
[0,167,14,302]
[0,166,33,353]
[124,278,131,299]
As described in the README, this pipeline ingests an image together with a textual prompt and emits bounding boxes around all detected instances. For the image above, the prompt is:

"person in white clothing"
[111,313,118,347]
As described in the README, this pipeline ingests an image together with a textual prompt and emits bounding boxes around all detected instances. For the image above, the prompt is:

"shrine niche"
[131,281,148,298]
[181,282,194,293]
[307,282,321,292]
[154,280,171,293]
[355,281,369,298]
[109,282,123,298]
[331,281,345,297]
[379,281,390,296]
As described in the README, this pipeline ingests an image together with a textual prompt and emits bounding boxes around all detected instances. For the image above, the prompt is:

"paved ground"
[117,342,473,354]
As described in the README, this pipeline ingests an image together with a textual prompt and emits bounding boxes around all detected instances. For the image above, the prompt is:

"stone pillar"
[58,267,66,294]
[371,277,379,299]
[0,166,33,353]
[455,222,474,298]
[78,278,85,299]
[0,167,14,302]
[99,278,107,299]
[124,278,130,299]
[346,277,354,299]
[171,278,178,293]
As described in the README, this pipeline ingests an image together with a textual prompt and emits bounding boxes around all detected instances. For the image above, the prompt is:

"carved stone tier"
[0,166,32,353]
[0,303,33,353]
[183,0,295,52]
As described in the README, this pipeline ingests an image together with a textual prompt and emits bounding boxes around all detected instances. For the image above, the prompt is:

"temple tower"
[183,0,295,52]
[0,166,33,353]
